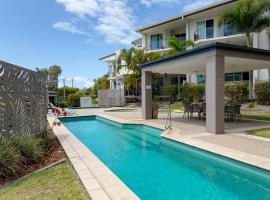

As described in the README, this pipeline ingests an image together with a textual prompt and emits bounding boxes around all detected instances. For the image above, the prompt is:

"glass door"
[196,21,206,40]
[206,19,214,38]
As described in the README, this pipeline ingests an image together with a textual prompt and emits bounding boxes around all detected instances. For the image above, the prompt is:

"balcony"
[194,25,242,42]
[194,27,214,41]
[109,71,116,79]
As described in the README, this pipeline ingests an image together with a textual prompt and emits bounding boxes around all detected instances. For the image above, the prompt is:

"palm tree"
[117,47,162,95]
[117,48,135,73]
[218,0,270,47]
[168,36,194,55]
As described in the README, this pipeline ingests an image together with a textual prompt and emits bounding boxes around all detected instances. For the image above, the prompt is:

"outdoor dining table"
[184,103,241,121]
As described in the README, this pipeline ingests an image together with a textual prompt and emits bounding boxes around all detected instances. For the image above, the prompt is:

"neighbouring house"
[135,0,270,95]
[99,51,133,92]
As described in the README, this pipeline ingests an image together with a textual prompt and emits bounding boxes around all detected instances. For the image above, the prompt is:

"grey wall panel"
[0,61,47,138]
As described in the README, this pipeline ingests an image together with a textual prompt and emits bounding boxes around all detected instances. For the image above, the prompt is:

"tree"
[36,67,49,78]
[218,0,270,47]
[168,36,194,55]
[117,48,162,95]
[57,87,79,97]
[91,75,110,97]
[48,65,62,91]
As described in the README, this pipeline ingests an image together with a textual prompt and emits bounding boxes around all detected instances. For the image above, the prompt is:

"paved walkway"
[51,107,270,199]
[72,107,270,171]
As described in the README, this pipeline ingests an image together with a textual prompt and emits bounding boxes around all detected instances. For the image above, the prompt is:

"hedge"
[254,81,270,105]
[224,82,248,103]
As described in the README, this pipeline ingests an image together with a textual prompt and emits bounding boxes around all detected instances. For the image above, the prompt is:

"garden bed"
[0,128,67,186]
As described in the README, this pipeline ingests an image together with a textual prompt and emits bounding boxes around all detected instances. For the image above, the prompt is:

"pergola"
[140,43,270,134]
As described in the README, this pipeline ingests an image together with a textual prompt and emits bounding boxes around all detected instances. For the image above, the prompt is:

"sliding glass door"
[150,34,163,50]
[195,19,214,40]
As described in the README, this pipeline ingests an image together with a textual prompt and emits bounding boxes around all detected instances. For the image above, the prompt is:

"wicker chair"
[183,104,192,118]
[192,103,203,119]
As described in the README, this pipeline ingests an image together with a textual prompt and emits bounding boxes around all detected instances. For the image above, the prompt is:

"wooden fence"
[98,89,125,106]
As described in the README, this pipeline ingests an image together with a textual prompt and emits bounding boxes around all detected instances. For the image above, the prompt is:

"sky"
[0,0,220,88]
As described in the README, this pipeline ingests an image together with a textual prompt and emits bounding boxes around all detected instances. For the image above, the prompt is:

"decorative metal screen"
[0,60,47,138]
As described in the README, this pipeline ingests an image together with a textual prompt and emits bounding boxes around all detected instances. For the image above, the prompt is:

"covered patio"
[141,43,270,134]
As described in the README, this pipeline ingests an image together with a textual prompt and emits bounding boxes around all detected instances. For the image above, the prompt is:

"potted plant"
[152,96,159,119]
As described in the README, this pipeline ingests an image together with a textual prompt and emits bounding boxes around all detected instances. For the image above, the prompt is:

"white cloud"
[140,0,178,7]
[56,0,99,17]
[95,0,137,44]
[53,21,91,36]
[83,80,94,88]
[55,0,138,45]
[183,0,220,12]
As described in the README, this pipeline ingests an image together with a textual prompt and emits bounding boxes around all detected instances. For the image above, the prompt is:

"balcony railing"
[194,27,214,41]
[194,25,242,41]
[109,71,116,78]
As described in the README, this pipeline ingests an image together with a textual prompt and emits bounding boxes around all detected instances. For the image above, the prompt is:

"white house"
[100,0,270,96]
[136,0,270,87]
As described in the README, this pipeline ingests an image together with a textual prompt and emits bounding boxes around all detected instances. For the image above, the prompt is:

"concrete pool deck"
[49,107,270,199]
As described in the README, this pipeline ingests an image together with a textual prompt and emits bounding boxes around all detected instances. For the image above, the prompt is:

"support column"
[142,71,152,119]
[206,55,224,134]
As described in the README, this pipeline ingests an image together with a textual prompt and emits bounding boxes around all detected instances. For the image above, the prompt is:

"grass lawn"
[241,113,270,121]
[248,128,270,138]
[0,161,90,200]
[169,102,184,111]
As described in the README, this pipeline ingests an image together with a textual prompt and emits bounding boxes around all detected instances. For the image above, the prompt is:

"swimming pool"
[61,116,270,200]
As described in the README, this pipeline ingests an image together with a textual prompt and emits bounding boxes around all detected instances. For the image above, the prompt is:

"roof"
[140,42,270,68]
[99,53,116,61]
[131,38,142,45]
[135,0,237,32]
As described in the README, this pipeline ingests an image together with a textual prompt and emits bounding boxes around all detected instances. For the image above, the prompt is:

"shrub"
[225,82,248,103]
[11,135,45,165]
[55,96,69,108]
[179,84,204,104]
[0,138,22,179]
[68,92,84,107]
[57,87,79,97]
[255,81,270,105]
[161,85,178,100]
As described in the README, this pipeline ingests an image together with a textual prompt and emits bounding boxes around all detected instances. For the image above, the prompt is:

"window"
[150,34,163,50]
[197,75,205,84]
[175,33,186,42]
[225,73,241,82]
[242,72,249,81]
[195,19,214,40]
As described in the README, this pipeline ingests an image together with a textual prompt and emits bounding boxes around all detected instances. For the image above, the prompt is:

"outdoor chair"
[202,102,206,119]
[225,104,241,121]
[183,104,192,118]
[191,103,203,119]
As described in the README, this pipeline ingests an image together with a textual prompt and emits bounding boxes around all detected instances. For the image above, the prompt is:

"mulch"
[0,129,67,186]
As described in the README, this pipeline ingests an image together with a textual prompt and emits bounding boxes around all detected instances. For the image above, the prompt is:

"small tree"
[179,84,204,104]
[225,82,248,103]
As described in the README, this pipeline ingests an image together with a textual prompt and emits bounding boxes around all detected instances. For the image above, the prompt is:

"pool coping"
[48,116,140,200]
[49,113,270,199]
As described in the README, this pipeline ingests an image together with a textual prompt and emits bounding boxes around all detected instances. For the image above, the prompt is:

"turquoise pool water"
[61,116,270,200]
